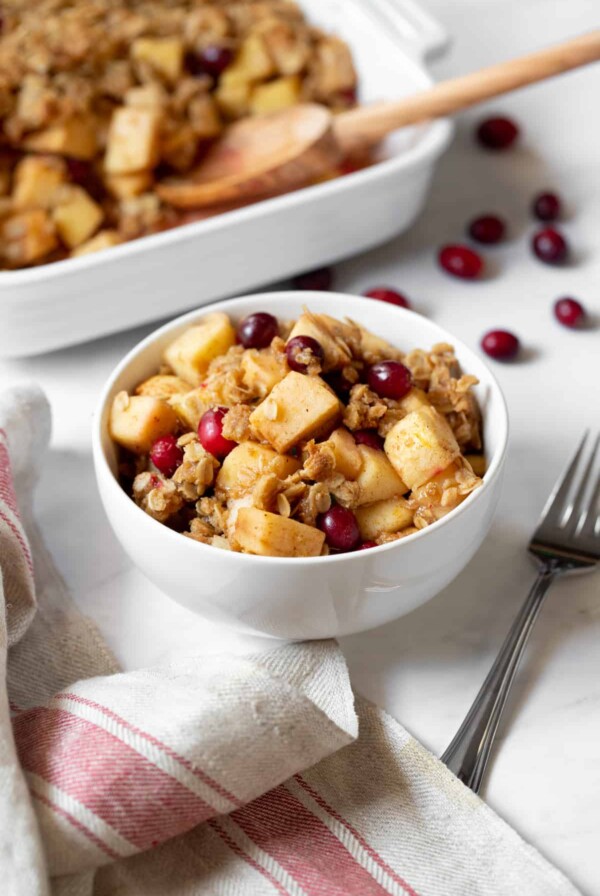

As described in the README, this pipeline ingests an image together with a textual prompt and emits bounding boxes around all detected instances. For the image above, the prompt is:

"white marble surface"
[2,0,600,892]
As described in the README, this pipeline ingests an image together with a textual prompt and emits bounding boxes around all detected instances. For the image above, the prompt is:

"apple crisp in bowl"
[108,305,487,558]
[94,292,507,638]
[0,0,358,270]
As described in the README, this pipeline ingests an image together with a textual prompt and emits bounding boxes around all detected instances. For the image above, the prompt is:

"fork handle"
[440,563,559,793]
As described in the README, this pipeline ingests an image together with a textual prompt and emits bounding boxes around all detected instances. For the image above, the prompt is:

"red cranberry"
[189,45,233,78]
[324,370,353,398]
[468,214,505,245]
[438,244,483,280]
[198,407,236,458]
[339,87,358,105]
[481,330,520,360]
[476,116,519,150]
[554,297,585,328]
[532,228,568,265]
[364,287,411,309]
[533,192,561,222]
[359,541,377,550]
[150,434,183,478]
[286,335,324,373]
[340,158,361,176]
[318,505,361,552]
[354,429,384,450]
[292,267,334,291]
[237,312,278,349]
[368,360,412,400]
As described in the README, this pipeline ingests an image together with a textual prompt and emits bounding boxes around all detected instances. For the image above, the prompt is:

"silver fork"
[441,432,600,793]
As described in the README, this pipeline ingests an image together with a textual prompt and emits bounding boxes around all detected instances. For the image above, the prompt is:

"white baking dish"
[0,0,452,358]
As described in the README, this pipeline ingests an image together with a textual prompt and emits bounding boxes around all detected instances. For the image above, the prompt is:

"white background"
[1,0,599,892]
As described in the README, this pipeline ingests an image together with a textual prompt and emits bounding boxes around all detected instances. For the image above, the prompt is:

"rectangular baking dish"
[0,0,452,358]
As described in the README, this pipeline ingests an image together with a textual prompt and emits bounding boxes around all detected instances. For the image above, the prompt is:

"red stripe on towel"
[209,819,290,896]
[0,434,20,516]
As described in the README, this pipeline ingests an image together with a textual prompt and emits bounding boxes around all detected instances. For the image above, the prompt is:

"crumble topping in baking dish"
[0,0,359,269]
[110,308,485,557]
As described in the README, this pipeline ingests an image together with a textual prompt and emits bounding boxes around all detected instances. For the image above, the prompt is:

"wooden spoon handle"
[334,31,600,155]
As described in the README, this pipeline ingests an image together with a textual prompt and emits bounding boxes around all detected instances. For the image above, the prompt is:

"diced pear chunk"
[355,445,407,505]
[163,313,236,385]
[241,348,288,398]
[398,387,431,414]
[325,427,362,480]
[355,497,413,541]
[22,116,97,160]
[104,170,152,199]
[52,186,103,248]
[109,392,178,454]
[215,80,251,119]
[357,324,403,363]
[169,387,210,430]
[105,107,162,175]
[287,313,352,371]
[234,507,324,557]
[250,372,340,453]
[384,405,460,490]
[0,209,58,266]
[12,155,66,209]
[131,37,184,83]
[135,374,193,401]
[250,76,301,115]
[72,229,122,257]
[216,443,300,494]
[222,34,275,85]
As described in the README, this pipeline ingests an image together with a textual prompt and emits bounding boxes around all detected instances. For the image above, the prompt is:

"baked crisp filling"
[110,307,486,557]
[0,0,360,269]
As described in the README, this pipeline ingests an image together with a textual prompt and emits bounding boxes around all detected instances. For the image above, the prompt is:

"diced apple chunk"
[0,209,58,266]
[357,324,403,363]
[241,348,288,398]
[72,229,122,257]
[12,155,67,209]
[135,374,192,400]
[104,171,152,199]
[52,186,103,248]
[355,445,407,505]
[356,497,413,541]
[131,37,184,83]
[411,461,482,525]
[215,81,251,119]
[109,392,178,454]
[398,387,431,415]
[216,443,300,495]
[250,372,340,453]
[287,313,352,371]
[163,313,236,385]
[222,34,275,86]
[169,387,210,430]
[22,116,98,160]
[324,427,362,480]
[384,405,460,490]
[233,507,324,557]
[250,76,301,115]
[105,107,162,175]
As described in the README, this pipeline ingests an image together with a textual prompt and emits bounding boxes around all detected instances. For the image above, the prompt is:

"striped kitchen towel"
[0,385,579,896]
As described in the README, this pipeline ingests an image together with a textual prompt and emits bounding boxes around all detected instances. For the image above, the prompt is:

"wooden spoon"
[158,31,600,209]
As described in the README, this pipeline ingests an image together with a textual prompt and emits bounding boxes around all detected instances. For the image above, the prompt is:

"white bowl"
[0,0,452,358]
[93,292,508,640]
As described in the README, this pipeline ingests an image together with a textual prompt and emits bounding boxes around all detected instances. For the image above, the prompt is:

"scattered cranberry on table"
[190,45,233,78]
[438,244,484,280]
[198,407,236,459]
[286,335,324,372]
[237,312,279,349]
[368,360,412,400]
[292,267,334,291]
[481,330,520,361]
[532,227,568,265]
[468,214,506,245]
[554,297,586,329]
[532,191,561,222]
[364,287,411,309]
[149,434,183,478]
[354,429,384,450]
[318,505,361,552]
[358,541,378,550]
[476,116,519,150]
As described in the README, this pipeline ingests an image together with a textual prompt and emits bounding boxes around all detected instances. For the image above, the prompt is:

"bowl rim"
[93,290,509,566]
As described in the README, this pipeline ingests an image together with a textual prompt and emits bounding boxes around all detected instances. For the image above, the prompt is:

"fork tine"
[536,431,589,529]
[567,434,600,534]
[580,467,600,540]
